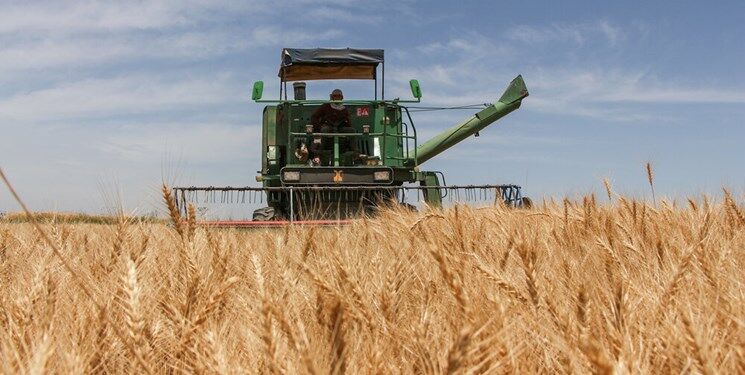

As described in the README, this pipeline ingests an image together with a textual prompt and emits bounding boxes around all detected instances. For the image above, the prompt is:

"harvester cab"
[174,48,530,224]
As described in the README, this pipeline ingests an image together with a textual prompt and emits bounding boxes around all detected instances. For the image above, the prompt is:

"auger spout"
[410,75,528,165]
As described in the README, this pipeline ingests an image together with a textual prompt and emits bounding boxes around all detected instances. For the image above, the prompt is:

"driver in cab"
[309,89,361,165]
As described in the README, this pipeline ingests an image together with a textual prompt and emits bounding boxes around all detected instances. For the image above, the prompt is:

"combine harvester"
[174,48,530,226]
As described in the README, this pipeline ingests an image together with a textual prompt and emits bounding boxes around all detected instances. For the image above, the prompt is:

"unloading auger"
[174,48,530,225]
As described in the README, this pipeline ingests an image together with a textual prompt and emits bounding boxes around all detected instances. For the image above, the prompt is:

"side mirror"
[409,79,422,99]
[251,81,264,101]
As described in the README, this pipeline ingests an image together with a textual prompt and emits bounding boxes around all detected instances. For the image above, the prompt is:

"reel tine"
[174,189,180,213]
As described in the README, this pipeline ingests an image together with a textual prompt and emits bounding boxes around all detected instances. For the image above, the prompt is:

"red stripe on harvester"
[200,220,351,227]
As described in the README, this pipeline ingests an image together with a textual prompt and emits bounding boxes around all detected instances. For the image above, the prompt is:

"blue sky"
[1,0,744,213]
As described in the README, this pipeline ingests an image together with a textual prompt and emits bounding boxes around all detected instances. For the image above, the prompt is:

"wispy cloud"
[0,1,268,34]
[507,20,624,46]
[305,7,383,25]
[93,123,259,163]
[0,74,245,122]
[526,68,745,119]
[397,28,745,123]
[0,27,343,75]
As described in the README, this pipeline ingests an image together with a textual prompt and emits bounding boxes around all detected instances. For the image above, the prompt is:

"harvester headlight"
[283,171,301,182]
[373,170,391,181]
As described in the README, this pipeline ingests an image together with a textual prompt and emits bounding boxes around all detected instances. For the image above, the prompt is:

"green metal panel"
[262,106,280,180]
[280,102,408,168]
[421,171,442,207]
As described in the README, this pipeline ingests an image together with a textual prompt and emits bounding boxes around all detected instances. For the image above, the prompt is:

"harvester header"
[176,47,530,224]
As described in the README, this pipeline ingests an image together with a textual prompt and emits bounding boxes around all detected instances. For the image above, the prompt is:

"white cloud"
[0,1,268,34]
[507,20,624,46]
[529,68,745,105]
[0,27,344,75]
[0,74,245,122]
[305,7,383,24]
[93,123,259,163]
[0,31,240,72]
[396,32,745,122]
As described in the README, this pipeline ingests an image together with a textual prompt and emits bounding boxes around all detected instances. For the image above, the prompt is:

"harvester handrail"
[290,131,384,137]
[400,106,418,165]
[290,131,416,139]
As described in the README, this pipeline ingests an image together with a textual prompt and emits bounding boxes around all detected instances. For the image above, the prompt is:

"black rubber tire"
[520,197,533,209]
[252,206,277,221]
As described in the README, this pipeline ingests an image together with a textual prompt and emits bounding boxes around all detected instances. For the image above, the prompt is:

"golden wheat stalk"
[0,168,155,375]
[161,183,185,237]
[646,162,656,205]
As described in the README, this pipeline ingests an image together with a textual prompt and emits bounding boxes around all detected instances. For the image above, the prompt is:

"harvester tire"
[253,206,277,221]
[520,197,533,209]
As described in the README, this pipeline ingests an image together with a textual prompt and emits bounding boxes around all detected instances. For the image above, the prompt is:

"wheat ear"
[0,168,155,375]
[646,162,656,205]
[162,183,185,237]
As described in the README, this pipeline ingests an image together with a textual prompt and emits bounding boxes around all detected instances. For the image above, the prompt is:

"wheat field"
[0,189,743,374]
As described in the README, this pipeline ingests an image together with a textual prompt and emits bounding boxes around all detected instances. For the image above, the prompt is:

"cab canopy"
[279,48,384,81]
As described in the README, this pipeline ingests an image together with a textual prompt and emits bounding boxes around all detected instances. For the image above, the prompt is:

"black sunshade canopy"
[279,48,384,81]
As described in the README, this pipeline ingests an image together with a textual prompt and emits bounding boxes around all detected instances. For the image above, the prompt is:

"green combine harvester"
[174,48,529,225]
